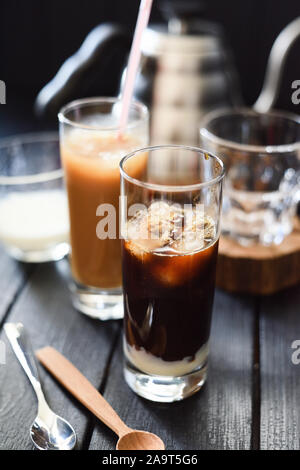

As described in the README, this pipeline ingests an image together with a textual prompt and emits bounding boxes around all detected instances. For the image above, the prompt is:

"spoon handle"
[36,346,130,437]
[4,323,48,405]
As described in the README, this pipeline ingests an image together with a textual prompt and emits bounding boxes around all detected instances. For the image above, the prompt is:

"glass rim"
[58,96,149,132]
[120,144,225,193]
[200,107,300,154]
[0,131,63,186]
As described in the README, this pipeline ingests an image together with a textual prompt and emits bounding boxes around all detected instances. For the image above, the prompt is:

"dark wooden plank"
[0,247,32,324]
[89,290,255,450]
[260,285,300,450]
[0,259,119,450]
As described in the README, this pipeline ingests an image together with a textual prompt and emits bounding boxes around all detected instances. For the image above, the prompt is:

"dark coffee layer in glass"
[122,236,218,363]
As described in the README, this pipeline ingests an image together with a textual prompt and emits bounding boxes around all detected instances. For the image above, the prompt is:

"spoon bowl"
[31,413,77,450]
[117,430,165,450]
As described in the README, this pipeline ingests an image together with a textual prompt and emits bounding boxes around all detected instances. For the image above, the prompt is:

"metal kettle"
[35,1,300,145]
[132,1,242,144]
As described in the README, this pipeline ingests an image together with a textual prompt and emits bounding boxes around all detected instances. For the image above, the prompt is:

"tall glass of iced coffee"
[120,145,224,401]
[59,98,149,320]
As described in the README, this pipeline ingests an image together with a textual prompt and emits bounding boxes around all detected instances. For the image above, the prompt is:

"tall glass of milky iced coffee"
[59,98,149,320]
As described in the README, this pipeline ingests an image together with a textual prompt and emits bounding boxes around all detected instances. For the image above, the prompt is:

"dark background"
[0,0,299,135]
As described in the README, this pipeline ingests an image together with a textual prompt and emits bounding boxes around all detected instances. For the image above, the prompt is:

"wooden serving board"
[216,221,300,295]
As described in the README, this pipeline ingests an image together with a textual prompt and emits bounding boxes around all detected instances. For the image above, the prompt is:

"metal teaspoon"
[4,323,76,450]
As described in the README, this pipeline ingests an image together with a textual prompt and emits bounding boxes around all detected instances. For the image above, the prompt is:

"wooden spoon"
[36,347,165,451]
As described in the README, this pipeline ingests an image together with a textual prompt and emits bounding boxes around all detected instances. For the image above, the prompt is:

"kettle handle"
[254,17,300,113]
[34,23,131,118]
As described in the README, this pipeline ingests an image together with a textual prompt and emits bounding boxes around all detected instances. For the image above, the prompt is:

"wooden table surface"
[0,111,299,451]
[0,247,299,450]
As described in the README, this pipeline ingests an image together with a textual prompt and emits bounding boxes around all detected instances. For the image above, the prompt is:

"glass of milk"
[0,132,69,262]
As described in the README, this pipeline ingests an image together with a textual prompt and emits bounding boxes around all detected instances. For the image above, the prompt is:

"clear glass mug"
[59,97,149,320]
[120,145,224,402]
[200,109,300,245]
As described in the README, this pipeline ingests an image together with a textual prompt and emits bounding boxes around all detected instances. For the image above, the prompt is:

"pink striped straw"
[118,0,153,137]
